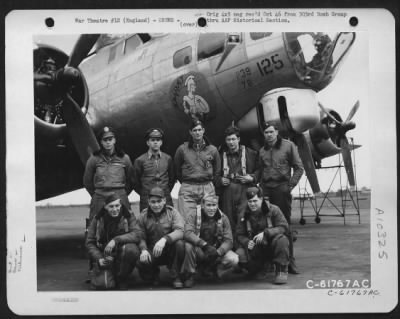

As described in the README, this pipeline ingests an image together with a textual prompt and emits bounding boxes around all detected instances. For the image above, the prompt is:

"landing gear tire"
[299,218,306,225]
[315,217,321,224]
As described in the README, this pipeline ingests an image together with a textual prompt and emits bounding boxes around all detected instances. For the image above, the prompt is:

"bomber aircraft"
[33,32,359,201]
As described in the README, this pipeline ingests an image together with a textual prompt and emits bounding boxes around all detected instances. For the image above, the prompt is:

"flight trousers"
[178,182,215,219]
[261,184,296,266]
[90,243,140,285]
[182,242,239,275]
[236,234,289,274]
[220,181,248,231]
[137,240,185,280]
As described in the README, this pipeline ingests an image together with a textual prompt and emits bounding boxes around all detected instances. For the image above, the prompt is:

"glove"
[263,229,271,240]
[202,244,219,263]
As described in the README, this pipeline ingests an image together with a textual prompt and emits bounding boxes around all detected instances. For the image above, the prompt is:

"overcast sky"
[35,32,369,206]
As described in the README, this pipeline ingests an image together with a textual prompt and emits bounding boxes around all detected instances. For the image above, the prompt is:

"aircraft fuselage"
[80,33,311,158]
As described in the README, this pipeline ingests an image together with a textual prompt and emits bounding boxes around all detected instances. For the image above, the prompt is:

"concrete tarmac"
[36,195,370,291]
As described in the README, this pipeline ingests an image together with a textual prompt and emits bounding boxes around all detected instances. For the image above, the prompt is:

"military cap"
[145,128,164,140]
[246,187,263,200]
[190,119,204,130]
[148,186,166,198]
[97,126,115,140]
[104,193,120,205]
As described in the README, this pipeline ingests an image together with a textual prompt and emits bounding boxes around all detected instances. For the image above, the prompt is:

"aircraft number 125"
[256,54,284,77]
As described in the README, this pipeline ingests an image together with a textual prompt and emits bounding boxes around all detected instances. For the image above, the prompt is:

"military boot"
[183,273,195,288]
[172,277,183,289]
[288,258,300,274]
[274,264,288,285]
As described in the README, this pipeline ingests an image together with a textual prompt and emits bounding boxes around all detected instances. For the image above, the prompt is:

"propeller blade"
[293,134,321,194]
[344,100,360,123]
[63,93,100,164]
[349,144,361,151]
[318,102,342,125]
[340,137,356,187]
[315,138,342,157]
[67,34,100,68]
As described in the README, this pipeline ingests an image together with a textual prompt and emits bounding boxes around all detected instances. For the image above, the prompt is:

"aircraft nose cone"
[61,67,81,83]
[341,121,356,133]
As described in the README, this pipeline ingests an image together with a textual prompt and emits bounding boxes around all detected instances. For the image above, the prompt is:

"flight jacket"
[184,209,233,256]
[137,205,184,251]
[255,136,304,189]
[86,206,140,262]
[133,151,175,196]
[83,151,134,195]
[236,201,289,248]
[174,137,221,185]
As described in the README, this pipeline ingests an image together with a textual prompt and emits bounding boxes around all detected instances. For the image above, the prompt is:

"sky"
[34,32,369,206]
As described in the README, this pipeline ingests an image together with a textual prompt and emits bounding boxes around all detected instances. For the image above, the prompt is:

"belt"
[182,181,212,185]
[96,187,126,192]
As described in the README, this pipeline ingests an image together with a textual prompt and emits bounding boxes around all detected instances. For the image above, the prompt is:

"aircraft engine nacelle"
[259,88,320,134]
[33,44,90,148]
[33,44,89,130]
[238,88,320,138]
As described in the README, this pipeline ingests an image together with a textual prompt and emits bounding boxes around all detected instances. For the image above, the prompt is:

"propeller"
[318,100,360,187]
[67,34,100,68]
[63,34,101,163]
[278,106,321,194]
[34,34,101,164]
[318,102,341,125]
[344,100,359,123]
[340,137,355,187]
[63,93,99,163]
[293,134,321,194]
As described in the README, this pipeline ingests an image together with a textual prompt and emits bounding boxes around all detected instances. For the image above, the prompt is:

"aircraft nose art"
[169,72,218,123]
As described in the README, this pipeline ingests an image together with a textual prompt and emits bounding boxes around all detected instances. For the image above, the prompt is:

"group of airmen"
[84,119,304,290]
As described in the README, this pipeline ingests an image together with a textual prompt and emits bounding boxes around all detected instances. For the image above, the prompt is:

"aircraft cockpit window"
[173,46,192,68]
[198,33,225,60]
[283,32,355,88]
[124,35,142,54]
[250,32,273,40]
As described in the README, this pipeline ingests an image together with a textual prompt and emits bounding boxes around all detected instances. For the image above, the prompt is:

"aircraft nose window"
[284,32,355,88]
[228,34,240,43]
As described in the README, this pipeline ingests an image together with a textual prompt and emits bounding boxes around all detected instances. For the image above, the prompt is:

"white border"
[5,8,397,314]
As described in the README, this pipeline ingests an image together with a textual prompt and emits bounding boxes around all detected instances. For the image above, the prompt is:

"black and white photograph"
[5,9,397,315]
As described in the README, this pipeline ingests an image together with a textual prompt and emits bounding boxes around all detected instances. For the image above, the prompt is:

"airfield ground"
[36,194,371,291]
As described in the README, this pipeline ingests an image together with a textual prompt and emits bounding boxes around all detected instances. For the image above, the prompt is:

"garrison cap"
[97,126,115,140]
[145,128,164,140]
[104,193,120,205]
[190,119,204,130]
[246,187,263,200]
[148,186,166,199]
[202,193,219,204]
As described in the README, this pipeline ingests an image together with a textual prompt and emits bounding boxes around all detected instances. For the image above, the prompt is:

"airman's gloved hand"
[202,244,219,263]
